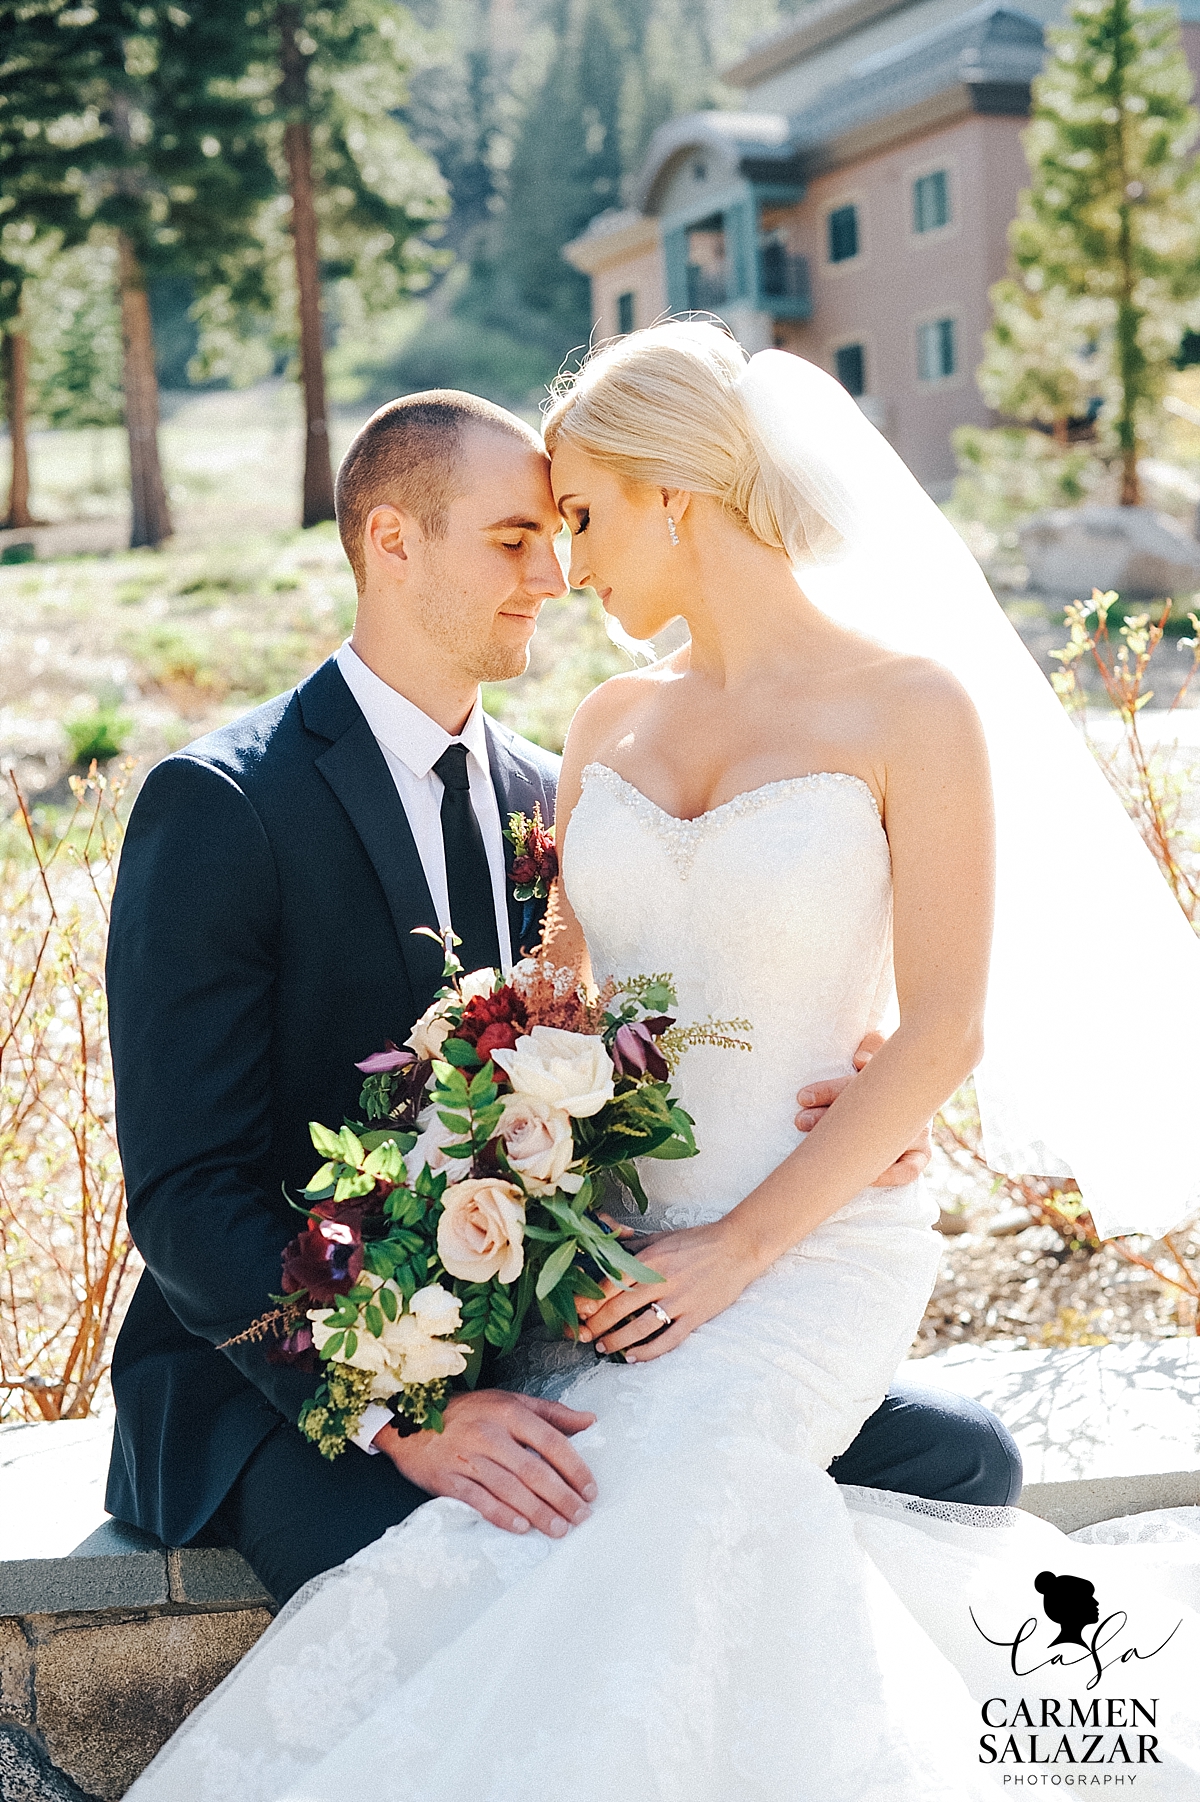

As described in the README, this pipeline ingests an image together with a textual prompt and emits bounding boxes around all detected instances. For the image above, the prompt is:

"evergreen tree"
[986,0,1200,505]
[258,2,448,525]
[0,0,105,527]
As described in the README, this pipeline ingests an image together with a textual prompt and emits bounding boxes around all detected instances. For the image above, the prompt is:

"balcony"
[686,264,728,310]
[757,242,811,319]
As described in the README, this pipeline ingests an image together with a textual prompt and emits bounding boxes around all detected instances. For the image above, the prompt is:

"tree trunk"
[117,233,172,549]
[279,5,335,528]
[2,327,41,530]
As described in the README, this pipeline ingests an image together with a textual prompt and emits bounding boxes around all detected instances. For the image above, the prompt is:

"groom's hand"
[795,1031,933,1186]
[374,1391,598,1539]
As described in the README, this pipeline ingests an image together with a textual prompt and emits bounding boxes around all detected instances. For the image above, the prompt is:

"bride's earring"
[667,516,680,546]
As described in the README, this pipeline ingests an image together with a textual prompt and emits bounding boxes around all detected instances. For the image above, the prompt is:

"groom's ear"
[363,502,423,586]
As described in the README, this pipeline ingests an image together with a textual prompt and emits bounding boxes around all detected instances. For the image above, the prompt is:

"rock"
[0,1728,95,1802]
[32,1610,272,1800]
[986,1206,1034,1236]
[935,1208,971,1235]
[1019,504,1200,600]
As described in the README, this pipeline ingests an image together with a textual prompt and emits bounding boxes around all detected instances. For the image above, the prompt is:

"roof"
[632,110,804,215]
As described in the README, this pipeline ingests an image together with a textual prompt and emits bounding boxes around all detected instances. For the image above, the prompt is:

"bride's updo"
[542,320,844,565]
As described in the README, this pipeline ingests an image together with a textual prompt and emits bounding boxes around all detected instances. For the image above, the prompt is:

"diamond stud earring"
[667,516,680,546]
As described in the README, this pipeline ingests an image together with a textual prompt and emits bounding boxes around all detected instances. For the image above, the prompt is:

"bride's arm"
[577,660,995,1361]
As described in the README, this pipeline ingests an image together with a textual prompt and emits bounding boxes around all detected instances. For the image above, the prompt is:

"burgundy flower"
[475,1020,520,1060]
[612,1017,673,1082]
[281,1219,363,1304]
[355,1042,416,1075]
[511,854,537,885]
[455,985,528,1050]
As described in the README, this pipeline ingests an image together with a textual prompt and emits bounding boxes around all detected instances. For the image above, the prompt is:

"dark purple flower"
[281,1220,363,1304]
[355,1043,416,1075]
[612,1019,672,1082]
[267,1320,318,1369]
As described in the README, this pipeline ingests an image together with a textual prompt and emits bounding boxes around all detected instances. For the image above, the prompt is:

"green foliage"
[24,239,124,431]
[979,0,1200,495]
[63,706,132,766]
[951,424,1103,529]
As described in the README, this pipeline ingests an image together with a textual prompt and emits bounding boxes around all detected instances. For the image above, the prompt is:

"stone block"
[1019,504,1200,599]
[0,1726,95,1802]
[68,1524,162,1561]
[166,1547,272,1609]
[1021,1469,1200,1535]
[0,1558,167,1621]
[33,1609,272,1799]
[0,1621,33,1729]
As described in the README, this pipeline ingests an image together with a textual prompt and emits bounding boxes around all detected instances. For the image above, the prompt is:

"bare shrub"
[0,768,139,1419]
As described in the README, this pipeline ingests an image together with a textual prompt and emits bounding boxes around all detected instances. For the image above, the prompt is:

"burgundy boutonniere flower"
[505,804,558,902]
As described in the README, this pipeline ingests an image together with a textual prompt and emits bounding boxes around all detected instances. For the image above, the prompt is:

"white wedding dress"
[129,765,1200,1801]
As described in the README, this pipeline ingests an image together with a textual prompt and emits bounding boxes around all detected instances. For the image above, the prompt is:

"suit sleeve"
[107,755,319,1424]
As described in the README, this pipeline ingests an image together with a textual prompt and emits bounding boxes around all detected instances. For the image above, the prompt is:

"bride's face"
[551,440,687,642]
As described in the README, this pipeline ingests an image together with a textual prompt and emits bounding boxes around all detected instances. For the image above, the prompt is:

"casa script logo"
[970,1568,1182,1784]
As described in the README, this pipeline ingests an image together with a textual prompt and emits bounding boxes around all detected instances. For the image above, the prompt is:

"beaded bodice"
[563,762,895,1228]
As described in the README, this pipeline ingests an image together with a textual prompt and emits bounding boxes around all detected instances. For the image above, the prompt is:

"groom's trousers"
[204,1377,1022,1605]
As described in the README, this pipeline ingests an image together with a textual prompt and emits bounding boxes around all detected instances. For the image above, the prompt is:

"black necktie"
[432,742,502,976]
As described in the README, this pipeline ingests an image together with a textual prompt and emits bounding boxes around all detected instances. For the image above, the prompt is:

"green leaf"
[336,1126,367,1168]
[436,1111,472,1134]
[468,1061,497,1100]
[334,1170,375,1201]
[319,1330,345,1360]
[614,1160,650,1214]
[360,1128,417,1153]
[303,1161,337,1194]
[344,1329,358,1360]
[536,1238,579,1299]
[363,1142,406,1183]
[440,1037,481,1069]
[309,1121,344,1159]
[364,1302,384,1337]
[461,1338,485,1389]
[599,1239,664,1287]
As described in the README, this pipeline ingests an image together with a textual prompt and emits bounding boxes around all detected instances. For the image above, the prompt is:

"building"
[564,0,1200,492]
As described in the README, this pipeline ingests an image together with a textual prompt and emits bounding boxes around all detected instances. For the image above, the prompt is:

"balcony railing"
[758,244,811,319]
[686,264,728,310]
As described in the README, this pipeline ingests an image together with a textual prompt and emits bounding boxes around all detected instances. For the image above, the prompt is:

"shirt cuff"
[350,1403,394,1455]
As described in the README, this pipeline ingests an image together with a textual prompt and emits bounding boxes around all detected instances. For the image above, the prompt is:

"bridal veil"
[734,347,1200,1240]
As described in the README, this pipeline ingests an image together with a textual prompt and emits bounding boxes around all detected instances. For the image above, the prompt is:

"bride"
[128,323,1200,1799]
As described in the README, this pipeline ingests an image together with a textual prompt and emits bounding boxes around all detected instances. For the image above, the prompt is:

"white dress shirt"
[335,642,514,1453]
[335,642,513,971]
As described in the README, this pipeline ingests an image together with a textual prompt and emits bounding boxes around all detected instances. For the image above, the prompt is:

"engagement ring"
[649,1303,672,1328]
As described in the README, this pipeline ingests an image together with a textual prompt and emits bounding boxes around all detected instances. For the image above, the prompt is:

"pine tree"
[261,2,448,525]
[988,0,1200,505]
[0,1,105,528]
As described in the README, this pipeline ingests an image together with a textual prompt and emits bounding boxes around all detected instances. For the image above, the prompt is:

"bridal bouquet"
[242,940,748,1458]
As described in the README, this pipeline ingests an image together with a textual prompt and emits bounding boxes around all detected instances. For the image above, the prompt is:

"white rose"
[406,996,456,1061]
[438,1178,526,1283]
[491,1025,615,1118]
[308,1307,391,1377]
[459,967,499,1002]
[498,1093,576,1194]
[408,1283,463,1336]
[388,1314,469,1386]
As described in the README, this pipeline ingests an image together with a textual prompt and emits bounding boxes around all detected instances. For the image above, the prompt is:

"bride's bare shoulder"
[562,650,680,763]
[854,645,987,769]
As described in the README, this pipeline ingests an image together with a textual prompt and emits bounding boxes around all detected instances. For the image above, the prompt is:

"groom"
[104,390,1021,1606]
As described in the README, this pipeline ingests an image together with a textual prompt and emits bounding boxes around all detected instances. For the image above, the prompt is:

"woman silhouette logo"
[1035,1570,1101,1647]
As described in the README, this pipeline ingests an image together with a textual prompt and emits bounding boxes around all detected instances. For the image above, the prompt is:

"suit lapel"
[300,660,445,1011]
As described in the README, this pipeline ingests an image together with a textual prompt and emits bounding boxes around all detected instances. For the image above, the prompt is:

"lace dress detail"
[127,770,1200,1801]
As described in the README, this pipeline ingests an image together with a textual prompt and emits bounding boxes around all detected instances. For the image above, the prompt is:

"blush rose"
[437,1177,526,1283]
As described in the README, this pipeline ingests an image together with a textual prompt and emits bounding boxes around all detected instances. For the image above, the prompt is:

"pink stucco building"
[565,0,1200,494]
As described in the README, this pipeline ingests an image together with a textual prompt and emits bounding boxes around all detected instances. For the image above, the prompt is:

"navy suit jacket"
[104,656,558,1546]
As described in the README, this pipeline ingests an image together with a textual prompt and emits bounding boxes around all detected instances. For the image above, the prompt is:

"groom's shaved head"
[335,390,544,590]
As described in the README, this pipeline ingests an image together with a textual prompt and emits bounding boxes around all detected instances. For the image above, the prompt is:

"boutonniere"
[504,803,558,901]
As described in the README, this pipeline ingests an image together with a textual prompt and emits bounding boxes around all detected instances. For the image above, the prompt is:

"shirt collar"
[336,642,492,781]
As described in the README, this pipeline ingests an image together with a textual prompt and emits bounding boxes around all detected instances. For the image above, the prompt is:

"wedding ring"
[649,1302,672,1328]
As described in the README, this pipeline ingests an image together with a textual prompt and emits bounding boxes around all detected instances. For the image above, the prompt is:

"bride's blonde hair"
[542,320,843,564]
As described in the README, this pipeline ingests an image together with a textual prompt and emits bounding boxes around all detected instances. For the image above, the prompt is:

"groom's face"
[371,428,567,686]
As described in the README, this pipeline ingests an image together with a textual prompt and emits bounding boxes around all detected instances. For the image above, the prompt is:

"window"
[917,317,956,381]
[913,170,950,234]
[686,216,727,308]
[834,343,866,397]
[827,204,859,264]
[617,291,635,334]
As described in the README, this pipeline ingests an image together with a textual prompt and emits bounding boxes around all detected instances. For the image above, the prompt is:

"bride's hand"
[574,1221,756,1361]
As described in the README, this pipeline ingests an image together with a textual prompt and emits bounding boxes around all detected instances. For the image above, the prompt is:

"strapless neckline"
[580,761,883,829]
